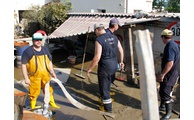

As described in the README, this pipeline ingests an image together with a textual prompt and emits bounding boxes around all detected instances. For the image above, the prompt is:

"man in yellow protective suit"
[21,32,60,109]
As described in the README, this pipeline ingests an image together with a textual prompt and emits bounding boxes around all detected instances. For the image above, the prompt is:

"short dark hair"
[109,23,115,28]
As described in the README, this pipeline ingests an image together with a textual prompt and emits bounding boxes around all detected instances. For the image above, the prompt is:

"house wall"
[146,18,180,54]
[69,0,125,13]
[14,0,52,24]
[145,0,153,12]
[146,18,180,73]
[69,0,153,13]
[127,0,151,13]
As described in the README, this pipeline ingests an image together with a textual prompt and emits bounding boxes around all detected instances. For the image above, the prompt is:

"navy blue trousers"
[98,70,113,112]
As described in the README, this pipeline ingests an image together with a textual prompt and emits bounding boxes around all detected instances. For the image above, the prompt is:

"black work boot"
[159,100,166,111]
[160,102,172,120]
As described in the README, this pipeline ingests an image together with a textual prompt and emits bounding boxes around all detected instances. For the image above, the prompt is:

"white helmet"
[32,33,43,40]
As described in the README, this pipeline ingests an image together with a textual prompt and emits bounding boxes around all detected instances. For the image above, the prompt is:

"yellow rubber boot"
[49,95,60,108]
[30,101,41,109]
[98,98,103,105]
[99,105,105,112]
[30,101,36,109]
[110,92,115,96]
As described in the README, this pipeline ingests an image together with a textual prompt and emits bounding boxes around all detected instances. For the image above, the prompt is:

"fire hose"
[44,78,115,118]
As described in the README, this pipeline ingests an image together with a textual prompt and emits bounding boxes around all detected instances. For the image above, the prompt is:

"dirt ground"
[14,49,180,120]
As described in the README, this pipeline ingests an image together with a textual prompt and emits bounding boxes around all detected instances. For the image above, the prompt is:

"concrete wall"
[145,18,180,73]
[69,0,153,13]
[146,18,180,54]
[69,0,125,13]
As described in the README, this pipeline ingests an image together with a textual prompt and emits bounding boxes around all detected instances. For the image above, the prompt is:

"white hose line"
[44,80,50,105]
[45,78,115,118]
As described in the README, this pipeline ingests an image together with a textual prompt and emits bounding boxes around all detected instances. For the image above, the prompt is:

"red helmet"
[36,30,46,36]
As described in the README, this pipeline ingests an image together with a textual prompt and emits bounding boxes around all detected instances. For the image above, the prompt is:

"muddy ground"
[14,49,180,120]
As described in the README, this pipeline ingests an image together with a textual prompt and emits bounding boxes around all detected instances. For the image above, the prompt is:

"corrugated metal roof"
[151,12,180,18]
[48,12,178,38]
[67,12,180,19]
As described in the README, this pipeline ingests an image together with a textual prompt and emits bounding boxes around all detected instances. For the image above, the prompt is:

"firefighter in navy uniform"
[157,29,180,120]
[87,23,124,113]
[105,18,120,86]
[21,32,60,109]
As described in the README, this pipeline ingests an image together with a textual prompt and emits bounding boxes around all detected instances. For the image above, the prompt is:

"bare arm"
[117,40,124,70]
[21,64,30,85]
[161,61,174,75]
[157,61,174,82]
[87,41,102,76]
[49,61,57,79]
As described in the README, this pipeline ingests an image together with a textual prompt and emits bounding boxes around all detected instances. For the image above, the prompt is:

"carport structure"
[48,12,160,84]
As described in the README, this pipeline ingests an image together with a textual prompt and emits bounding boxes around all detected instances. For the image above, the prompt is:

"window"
[97,9,106,13]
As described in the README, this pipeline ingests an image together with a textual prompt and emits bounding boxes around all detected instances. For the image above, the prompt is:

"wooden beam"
[128,27,135,82]
[123,27,135,84]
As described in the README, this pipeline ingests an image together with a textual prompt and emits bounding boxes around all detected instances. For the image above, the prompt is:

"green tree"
[21,5,42,36]
[22,0,72,35]
[22,5,41,23]
[152,0,166,12]
[38,1,72,34]
[165,0,180,13]
[153,0,180,13]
